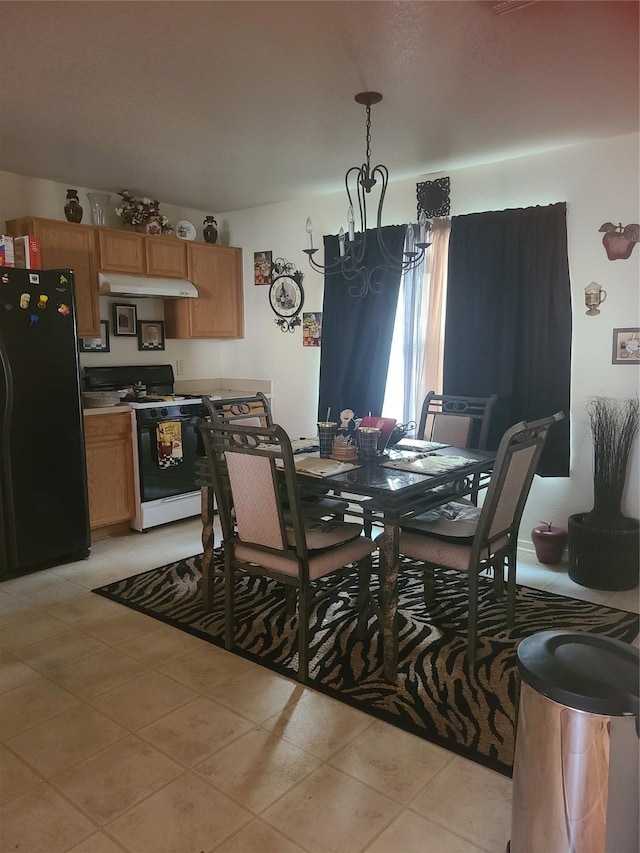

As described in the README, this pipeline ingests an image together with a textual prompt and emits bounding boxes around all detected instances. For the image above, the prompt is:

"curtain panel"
[318,225,405,422]
[444,202,571,476]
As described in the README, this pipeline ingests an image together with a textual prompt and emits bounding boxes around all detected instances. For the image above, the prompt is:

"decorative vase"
[203,216,218,244]
[87,191,110,227]
[531,522,567,565]
[568,512,639,590]
[64,189,83,223]
[144,218,163,236]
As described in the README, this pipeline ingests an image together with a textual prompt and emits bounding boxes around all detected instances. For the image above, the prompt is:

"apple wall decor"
[598,221,639,260]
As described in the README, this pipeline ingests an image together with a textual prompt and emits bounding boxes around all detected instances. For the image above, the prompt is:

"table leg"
[378,523,400,681]
[201,485,216,610]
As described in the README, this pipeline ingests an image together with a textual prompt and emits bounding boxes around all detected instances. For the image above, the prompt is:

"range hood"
[98,272,198,298]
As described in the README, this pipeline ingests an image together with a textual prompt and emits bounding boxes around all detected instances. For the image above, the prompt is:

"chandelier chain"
[365,105,372,174]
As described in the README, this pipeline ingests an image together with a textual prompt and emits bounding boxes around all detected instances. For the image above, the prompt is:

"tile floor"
[1,517,638,853]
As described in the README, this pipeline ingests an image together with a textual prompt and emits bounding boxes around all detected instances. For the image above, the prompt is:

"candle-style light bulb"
[406,223,415,253]
[418,211,427,245]
[338,227,346,257]
[347,205,355,241]
[306,217,314,250]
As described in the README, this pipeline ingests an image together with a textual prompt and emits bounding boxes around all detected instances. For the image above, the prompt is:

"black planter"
[567,513,640,590]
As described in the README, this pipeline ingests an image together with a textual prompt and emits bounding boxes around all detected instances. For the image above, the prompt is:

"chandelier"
[303,92,431,298]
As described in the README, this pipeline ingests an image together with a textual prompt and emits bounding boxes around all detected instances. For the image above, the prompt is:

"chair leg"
[506,552,517,627]
[356,555,372,639]
[492,556,506,598]
[467,571,479,664]
[224,551,234,651]
[423,564,436,604]
[284,586,297,615]
[298,586,310,683]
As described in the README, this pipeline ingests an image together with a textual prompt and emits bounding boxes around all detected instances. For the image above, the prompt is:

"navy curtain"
[318,225,405,422]
[444,202,571,476]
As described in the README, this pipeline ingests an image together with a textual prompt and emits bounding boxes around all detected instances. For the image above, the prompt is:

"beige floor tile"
[208,666,306,724]
[0,744,41,805]
[196,727,321,813]
[605,586,640,613]
[41,591,126,627]
[215,819,308,853]
[158,643,255,692]
[90,670,197,730]
[262,764,400,853]
[0,783,95,853]
[6,703,126,778]
[139,695,254,766]
[67,831,128,853]
[46,647,148,699]
[364,810,486,853]
[409,756,512,852]
[0,594,38,619]
[81,607,161,645]
[0,608,69,651]
[51,734,183,825]
[18,578,89,608]
[328,719,454,803]
[0,677,79,739]
[106,771,251,853]
[116,622,205,666]
[261,688,372,760]
[0,569,65,595]
[0,648,41,693]
[15,628,107,674]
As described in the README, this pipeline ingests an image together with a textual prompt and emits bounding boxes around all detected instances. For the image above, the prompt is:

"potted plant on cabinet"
[568,396,639,590]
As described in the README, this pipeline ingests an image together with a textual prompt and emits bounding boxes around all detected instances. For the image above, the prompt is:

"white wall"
[2,131,639,545]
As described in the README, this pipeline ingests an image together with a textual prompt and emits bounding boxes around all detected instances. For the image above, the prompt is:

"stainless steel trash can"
[510,630,639,853]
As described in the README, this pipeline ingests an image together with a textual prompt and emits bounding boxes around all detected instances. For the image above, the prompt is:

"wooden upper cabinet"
[5,217,100,339]
[164,243,244,339]
[98,230,145,274]
[145,237,187,278]
[97,229,187,278]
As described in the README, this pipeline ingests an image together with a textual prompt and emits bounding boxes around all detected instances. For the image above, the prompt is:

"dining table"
[198,437,496,682]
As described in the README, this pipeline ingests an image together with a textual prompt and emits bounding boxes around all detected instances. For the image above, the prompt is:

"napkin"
[382,454,478,475]
[293,457,360,478]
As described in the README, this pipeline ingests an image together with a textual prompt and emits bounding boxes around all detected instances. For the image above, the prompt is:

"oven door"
[137,415,201,504]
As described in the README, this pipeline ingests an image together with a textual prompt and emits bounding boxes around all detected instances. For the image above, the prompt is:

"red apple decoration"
[599,222,639,260]
[531,521,567,565]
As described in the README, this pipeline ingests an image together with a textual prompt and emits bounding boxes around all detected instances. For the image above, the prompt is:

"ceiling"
[1,1,638,214]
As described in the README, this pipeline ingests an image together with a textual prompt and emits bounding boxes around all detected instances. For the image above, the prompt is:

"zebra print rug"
[93,552,639,776]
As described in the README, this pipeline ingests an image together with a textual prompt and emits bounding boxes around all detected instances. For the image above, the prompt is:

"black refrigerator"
[0,266,91,578]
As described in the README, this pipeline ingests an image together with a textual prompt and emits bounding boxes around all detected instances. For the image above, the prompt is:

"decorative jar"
[203,216,218,244]
[64,189,83,223]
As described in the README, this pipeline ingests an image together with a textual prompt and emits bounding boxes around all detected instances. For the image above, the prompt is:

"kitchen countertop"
[83,405,132,416]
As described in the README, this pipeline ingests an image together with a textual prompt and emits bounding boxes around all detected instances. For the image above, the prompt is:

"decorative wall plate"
[175,220,196,241]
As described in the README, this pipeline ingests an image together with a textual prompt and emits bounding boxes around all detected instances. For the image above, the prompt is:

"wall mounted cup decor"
[113,303,137,336]
[584,281,607,315]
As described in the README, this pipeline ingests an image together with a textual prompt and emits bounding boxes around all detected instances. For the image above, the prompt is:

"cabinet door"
[98,230,145,274]
[7,217,101,339]
[145,237,187,278]
[84,412,135,529]
[164,243,244,339]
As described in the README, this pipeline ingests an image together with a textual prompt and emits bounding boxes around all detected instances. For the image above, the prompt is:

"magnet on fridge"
[1,273,9,284]
[29,314,39,326]
[37,294,48,309]
[19,293,31,309]
[59,274,68,284]
[29,273,39,285]
[57,303,70,316]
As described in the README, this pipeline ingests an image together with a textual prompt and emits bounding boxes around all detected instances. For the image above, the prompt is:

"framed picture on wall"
[302,312,322,347]
[254,251,273,286]
[612,327,640,364]
[79,320,110,353]
[113,303,137,336]
[137,320,165,351]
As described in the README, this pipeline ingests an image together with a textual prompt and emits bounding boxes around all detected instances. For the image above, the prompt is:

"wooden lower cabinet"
[84,410,136,534]
[164,243,244,338]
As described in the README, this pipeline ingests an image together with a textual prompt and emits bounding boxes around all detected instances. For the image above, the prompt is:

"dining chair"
[197,419,377,683]
[394,411,564,663]
[202,392,273,428]
[417,391,498,450]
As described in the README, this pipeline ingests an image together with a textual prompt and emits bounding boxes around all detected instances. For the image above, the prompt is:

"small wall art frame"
[79,320,110,353]
[113,303,137,336]
[612,328,640,364]
[137,320,165,351]
[254,250,273,285]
